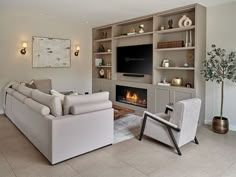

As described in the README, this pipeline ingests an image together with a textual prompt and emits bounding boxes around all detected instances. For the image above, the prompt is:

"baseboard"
[204,120,236,131]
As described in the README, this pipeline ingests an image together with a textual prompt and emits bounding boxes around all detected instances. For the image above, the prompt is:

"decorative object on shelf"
[162,60,170,67]
[95,58,103,66]
[185,31,189,47]
[99,69,105,78]
[185,83,192,88]
[160,25,165,30]
[97,44,106,52]
[178,15,192,27]
[171,77,183,86]
[201,44,236,134]
[74,45,80,56]
[101,31,107,39]
[127,27,136,35]
[20,42,27,55]
[32,36,71,68]
[107,49,111,52]
[157,40,184,49]
[168,19,173,29]
[107,69,112,80]
[139,24,145,33]
[183,63,189,67]
[189,30,192,47]
[187,52,194,66]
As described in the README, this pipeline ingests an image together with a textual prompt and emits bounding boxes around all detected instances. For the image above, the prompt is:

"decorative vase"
[212,116,229,134]
[178,15,188,27]
[184,18,192,27]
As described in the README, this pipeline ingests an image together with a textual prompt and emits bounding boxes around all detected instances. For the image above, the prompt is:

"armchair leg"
[139,114,148,141]
[194,136,199,145]
[167,127,182,156]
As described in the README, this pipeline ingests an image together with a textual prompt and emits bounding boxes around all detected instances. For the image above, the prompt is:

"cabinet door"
[155,88,170,113]
[170,88,195,104]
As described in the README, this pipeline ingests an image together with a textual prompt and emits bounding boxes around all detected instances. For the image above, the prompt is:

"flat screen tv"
[117,44,153,75]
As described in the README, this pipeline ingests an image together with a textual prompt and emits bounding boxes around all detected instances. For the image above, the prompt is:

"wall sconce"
[74,45,80,56]
[20,42,27,55]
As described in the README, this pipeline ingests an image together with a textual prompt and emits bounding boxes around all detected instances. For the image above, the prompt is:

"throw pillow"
[50,89,65,105]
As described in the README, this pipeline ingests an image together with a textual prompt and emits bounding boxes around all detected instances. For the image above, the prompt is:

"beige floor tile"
[0,152,16,177]
[13,163,77,177]
[2,148,48,171]
[67,150,147,177]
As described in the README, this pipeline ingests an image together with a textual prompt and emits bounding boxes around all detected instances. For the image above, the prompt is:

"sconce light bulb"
[22,42,27,48]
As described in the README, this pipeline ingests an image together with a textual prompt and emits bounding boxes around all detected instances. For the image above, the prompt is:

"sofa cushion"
[50,89,65,105]
[64,91,109,115]
[18,85,33,97]
[32,90,62,117]
[6,88,15,95]
[25,82,37,89]
[70,101,112,115]
[24,98,50,116]
[33,79,52,94]
[12,82,20,90]
[12,91,27,103]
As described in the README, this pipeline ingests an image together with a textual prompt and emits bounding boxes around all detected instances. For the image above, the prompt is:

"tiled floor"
[0,114,236,177]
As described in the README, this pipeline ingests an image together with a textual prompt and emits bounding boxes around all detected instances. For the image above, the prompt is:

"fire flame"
[126,91,138,103]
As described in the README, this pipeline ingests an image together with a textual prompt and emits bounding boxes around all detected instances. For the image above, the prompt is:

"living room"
[1,0,236,177]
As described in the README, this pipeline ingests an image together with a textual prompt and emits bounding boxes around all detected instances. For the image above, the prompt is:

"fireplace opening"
[116,85,147,108]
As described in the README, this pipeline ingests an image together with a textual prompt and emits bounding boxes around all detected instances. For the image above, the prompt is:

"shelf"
[155,47,195,51]
[155,67,195,70]
[94,52,112,55]
[94,38,112,42]
[155,26,195,34]
[114,32,153,39]
[95,65,112,68]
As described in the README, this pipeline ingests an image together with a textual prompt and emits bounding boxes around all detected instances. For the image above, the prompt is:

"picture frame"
[32,36,71,68]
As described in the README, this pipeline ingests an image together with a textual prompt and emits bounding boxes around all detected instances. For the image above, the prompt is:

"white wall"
[0,15,92,114]
[206,1,236,130]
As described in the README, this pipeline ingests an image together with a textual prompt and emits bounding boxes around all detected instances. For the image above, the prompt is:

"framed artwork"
[32,36,71,68]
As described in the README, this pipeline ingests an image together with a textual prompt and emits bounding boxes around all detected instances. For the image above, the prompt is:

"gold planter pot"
[212,116,229,134]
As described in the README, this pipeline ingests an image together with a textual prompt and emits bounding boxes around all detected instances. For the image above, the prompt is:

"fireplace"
[116,85,147,108]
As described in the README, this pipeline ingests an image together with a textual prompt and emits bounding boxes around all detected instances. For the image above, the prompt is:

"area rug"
[114,114,142,144]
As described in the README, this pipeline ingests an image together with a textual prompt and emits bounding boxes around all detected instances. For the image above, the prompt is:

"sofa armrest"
[70,100,112,115]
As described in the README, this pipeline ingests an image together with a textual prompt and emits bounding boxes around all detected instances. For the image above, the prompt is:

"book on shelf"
[157,82,171,86]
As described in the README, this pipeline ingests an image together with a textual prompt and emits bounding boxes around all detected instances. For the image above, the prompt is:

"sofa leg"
[139,114,148,141]
[194,136,199,145]
[167,127,182,156]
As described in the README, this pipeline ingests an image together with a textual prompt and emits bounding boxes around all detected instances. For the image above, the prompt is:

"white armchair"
[139,98,201,155]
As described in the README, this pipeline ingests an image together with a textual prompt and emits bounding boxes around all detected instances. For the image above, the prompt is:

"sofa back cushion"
[12,82,21,90]
[12,91,27,103]
[24,98,50,116]
[64,91,109,115]
[17,85,33,97]
[32,90,62,117]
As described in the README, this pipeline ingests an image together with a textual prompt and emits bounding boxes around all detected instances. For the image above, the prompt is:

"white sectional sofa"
[4,82,113,164]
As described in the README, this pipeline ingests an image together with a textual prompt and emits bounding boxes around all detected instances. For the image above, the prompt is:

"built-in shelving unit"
[92,4,206,121]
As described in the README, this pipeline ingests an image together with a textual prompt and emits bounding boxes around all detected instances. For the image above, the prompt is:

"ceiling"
[1,0,234,27]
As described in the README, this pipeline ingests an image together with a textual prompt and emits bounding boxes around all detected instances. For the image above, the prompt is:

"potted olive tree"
[201,45,236,134]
